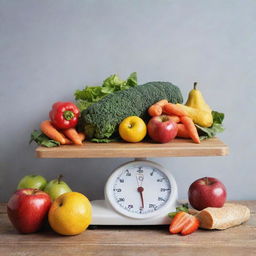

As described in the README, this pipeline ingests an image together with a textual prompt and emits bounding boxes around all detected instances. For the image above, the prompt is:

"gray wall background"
[1,0,255,202]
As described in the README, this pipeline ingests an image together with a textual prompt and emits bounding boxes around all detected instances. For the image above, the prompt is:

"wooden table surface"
[0,201,255,256]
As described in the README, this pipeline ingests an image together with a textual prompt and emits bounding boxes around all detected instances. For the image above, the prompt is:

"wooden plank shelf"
[0,201,255,256]
[36,137,228,159]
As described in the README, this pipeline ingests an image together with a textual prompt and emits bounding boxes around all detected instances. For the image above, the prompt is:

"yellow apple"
[119,116,147,142]
[48,192,92,235]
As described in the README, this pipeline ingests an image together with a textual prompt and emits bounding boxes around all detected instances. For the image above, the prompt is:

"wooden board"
[36,137,228,158]
[0,201,255,256]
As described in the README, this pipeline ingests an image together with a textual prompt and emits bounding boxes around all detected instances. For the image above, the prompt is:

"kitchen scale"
[91,158,178,225]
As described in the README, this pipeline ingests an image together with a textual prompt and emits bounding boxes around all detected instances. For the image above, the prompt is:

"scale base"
[91,200,177,225]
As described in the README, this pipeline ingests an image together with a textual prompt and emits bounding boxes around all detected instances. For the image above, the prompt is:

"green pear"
[17,175,47,190]
[44,175,72,201]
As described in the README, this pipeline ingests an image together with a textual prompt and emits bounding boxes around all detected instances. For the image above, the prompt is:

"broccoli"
[79,81,183,140]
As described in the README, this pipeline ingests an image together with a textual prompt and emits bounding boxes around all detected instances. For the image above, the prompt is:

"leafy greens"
[30,130,60,147]
[168,203,189,218]
[74,72,137,111]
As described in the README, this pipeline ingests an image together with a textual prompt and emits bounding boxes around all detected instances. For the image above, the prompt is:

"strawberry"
[169,211,199,236]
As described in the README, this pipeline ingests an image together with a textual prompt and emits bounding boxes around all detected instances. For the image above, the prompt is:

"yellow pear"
[185,82,212,112]
[176,104,213,127]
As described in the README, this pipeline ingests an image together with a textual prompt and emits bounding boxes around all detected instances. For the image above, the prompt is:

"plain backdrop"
[0,0,255,202]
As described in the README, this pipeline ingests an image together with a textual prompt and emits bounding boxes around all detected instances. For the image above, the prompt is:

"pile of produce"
[7,174,92,235]
[79,81,183,141]
[168,177,250,236]
[31,102,85,147]
[30,73,225,147]
[7,174,250,236]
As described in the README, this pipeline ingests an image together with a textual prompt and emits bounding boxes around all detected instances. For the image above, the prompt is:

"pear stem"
[193,82,197,90]
[57,174,63,184]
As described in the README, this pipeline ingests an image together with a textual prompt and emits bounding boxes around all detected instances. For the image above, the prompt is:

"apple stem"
[58,174,63,184]
[204,177,209,185]
[193,82,197,90]
[32,189,38,195]
[160,115,169,122]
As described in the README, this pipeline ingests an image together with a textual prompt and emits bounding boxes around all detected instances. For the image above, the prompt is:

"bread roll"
[189,203,250,230]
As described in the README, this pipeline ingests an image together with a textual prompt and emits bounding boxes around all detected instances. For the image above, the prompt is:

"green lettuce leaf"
[195,111,225,140]
[74,72,137,111]
[30,130,60,147]
[212,111,224,124]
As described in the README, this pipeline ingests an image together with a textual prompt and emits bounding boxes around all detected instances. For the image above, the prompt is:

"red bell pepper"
[49,102,80,129]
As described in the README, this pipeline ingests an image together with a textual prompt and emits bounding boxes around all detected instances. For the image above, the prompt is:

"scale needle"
[136,174,144,209]
[137,186,144,209]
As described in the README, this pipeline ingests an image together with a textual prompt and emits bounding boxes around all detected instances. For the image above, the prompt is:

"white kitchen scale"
[91,158,178,225]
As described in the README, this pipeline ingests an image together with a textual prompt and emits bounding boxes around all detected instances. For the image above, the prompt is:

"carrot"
[64,139,73,145]
[180,116,200,144]
[148,99,168,117]
[59,132,73,144]
[40,120,66,145]
[163,103,187,117]
[155,99,168,107]
[148,104,162,116]
[58,131,85,145]
[177,123,190,138]
[78,132,86,142]
[168,115,180,123]
[57,131,86,145]
[62,128,83,145]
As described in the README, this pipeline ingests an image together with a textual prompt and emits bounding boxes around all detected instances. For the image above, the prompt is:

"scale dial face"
[105,160,177,219]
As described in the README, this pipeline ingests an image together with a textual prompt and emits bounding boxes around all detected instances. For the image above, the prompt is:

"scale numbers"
[112,165,171,216]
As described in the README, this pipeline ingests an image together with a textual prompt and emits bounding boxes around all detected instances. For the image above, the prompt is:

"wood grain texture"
[0,201,255,256]
[36,137,229,158]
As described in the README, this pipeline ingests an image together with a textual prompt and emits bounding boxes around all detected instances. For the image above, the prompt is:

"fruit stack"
[118,82,223,144]
[7,174,92,235]
[168,177,250,236]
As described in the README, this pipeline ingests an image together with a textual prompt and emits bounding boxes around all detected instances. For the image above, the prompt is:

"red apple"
[188,177,227,210]
[7,189,51,233]
[147,115,178,143]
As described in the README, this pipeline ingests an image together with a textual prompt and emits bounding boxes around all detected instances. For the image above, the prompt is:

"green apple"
[44,175,72,201]
[17,175,48,190]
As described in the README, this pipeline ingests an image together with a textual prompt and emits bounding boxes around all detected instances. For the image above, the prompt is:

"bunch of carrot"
[40,120,85,145]
[148,100,200,144]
